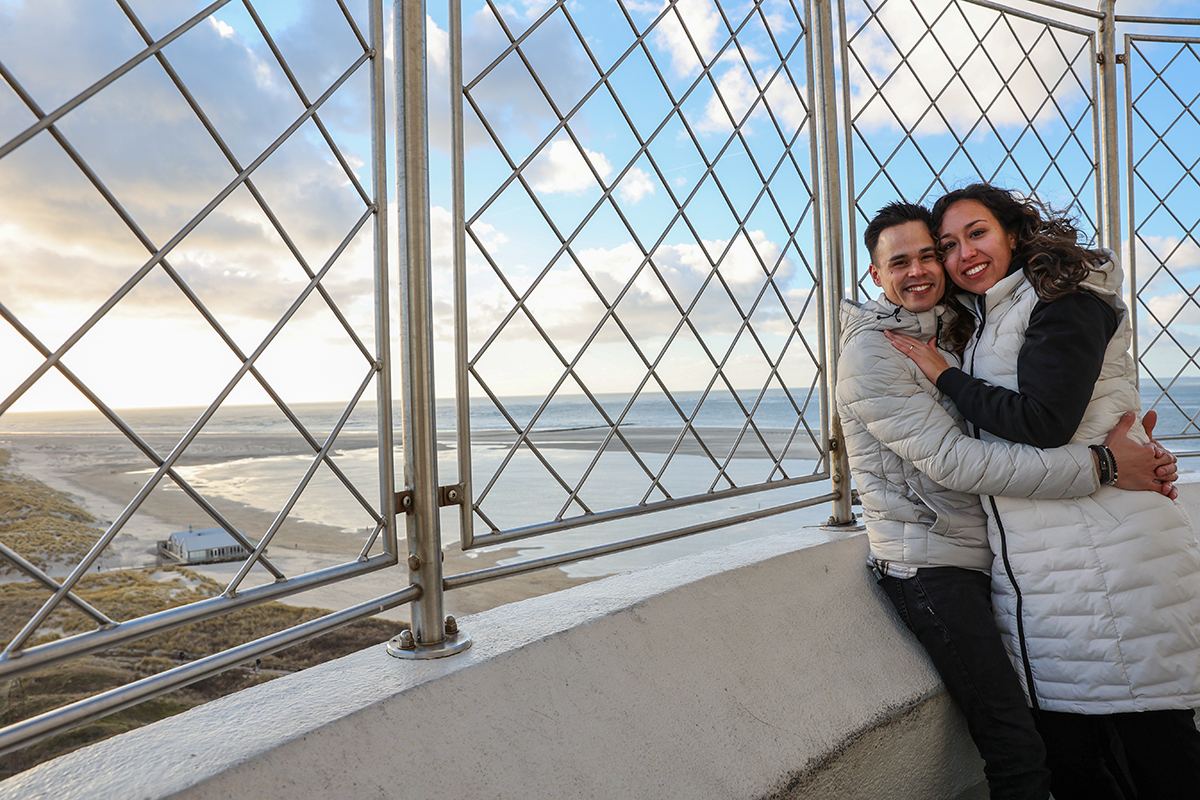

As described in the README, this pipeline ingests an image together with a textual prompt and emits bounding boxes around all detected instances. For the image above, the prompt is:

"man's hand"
[1104,410,1179,499]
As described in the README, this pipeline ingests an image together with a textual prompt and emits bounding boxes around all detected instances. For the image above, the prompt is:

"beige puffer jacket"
[837,296,1099,575]
[964,252,1200,713]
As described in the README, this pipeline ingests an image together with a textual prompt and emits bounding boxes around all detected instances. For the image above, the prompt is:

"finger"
[1157,459,1179,477]
[1142,409,1159,441]
[1107,411,1136,440]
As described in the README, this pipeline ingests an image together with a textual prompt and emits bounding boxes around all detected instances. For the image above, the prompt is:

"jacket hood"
[1079,249,1122,303]
[839,294,945,351]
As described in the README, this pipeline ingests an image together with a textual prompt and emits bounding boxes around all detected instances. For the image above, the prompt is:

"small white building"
[158,527,255,564]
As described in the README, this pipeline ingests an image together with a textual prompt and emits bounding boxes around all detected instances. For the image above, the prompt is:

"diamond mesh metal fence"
[1125,33,1200,445]
[450,0,831,555]
[1,0,1198,764]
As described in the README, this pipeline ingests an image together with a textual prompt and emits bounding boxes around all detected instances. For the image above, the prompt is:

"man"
[835,203,1172,799]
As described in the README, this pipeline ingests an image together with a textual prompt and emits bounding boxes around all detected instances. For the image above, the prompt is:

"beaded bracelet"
[1088,444,1119,485]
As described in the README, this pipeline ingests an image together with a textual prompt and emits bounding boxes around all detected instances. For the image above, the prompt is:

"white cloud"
[0,1,384,410]
[526,138,613,194]
[846,0,1091,134]
[1136,235,1200,274]
[1141,293,1200,328]
[653,0,724,78]
[425,4,599,155]
[698,55,758,133]
[210,18,236,40]
[618,167,656,203]
[461,227,803,349]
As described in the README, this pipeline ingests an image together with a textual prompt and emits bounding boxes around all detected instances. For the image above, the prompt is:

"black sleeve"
[935,290,1118,447]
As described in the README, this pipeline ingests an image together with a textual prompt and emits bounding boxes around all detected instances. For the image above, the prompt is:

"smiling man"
[833,202,1171,799]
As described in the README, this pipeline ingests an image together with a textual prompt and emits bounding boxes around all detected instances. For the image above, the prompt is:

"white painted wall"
[0,530,986,800]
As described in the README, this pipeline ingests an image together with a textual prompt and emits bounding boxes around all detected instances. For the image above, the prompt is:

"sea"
[0,390,830,576]
[2,382,1199,576]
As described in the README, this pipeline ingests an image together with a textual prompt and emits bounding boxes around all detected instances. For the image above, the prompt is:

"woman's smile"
[938,198,1017,294]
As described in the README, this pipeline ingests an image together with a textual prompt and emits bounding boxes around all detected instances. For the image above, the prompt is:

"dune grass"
[0,449,406,779]
[0,469,99,574]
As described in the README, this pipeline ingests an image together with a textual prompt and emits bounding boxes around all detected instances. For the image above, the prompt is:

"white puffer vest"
[965,253,1200,713]
[837,296,1099,574]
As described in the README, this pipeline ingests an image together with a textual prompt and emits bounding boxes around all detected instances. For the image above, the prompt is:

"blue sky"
[0,0,1197,412]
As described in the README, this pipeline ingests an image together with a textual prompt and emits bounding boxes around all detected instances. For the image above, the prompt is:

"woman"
[887,183,1200,799]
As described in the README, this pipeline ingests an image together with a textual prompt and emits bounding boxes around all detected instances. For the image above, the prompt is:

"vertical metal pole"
[836,0,860,304]
[1097,0,1122,251]
[388,0,470,660]
[811,0,855,526]
[450,0,475,550]
[1122,31,1140,384]
[368,0,397,562]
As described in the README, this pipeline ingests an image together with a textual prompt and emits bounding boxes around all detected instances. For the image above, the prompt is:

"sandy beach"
[0,429,599,620]
[0,420,821,622]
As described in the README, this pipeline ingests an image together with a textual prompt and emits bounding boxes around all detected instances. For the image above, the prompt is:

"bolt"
[447,489,458,501]
[407,555,420,571]
[397,629,415,650]
[445,615,458,635]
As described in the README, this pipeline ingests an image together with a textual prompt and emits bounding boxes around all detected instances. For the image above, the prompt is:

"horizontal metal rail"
[0,553,399,681]
[446,489,841,589]
[0,584,419,758]
[963,0,1099,34]
[470,471,832,547]
[1117,16,1200,26]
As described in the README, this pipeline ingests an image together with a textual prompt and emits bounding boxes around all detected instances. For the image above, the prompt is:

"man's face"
[868,220,945,313]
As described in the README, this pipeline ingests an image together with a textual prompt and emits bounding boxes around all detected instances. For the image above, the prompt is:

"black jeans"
[878,566,1051,800]
[1035,708,1200,800]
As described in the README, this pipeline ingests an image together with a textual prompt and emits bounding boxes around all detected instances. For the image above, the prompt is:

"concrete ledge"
[0,530,984,800]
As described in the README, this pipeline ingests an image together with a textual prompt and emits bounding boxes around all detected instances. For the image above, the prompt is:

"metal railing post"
[1121,29,1140,385]
[1097,0,1122,251]
[388,0,470,660]
[449,0,475,550]
[811,0,855,526]
[368,0,397,562]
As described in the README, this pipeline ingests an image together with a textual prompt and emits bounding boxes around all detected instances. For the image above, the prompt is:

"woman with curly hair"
[887,183,1200,799]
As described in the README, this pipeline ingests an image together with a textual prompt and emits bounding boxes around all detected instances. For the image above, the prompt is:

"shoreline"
[0,433,598,620]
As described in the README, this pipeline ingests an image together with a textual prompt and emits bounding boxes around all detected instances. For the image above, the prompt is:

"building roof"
[167,528,244,549]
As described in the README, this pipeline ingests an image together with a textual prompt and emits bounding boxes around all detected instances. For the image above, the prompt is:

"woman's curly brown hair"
[931,183,1107,303]
[937,293,976,356]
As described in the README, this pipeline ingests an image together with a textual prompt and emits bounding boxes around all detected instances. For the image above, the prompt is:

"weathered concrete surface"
[0,528,986,800]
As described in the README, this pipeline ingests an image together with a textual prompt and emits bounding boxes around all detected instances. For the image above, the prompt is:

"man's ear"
[868,263,883,288]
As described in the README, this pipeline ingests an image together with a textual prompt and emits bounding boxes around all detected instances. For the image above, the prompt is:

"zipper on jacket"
[970,293,1040,709]
[986,493,1039,710]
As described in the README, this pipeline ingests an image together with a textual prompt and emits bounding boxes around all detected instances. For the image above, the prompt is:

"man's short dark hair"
[863,202,935,263]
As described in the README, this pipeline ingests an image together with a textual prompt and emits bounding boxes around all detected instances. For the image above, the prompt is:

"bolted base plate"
[820,515,865,532]
[386,629,472,660]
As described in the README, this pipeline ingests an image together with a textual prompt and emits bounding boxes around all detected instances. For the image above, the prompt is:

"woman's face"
[937,198,1017,294]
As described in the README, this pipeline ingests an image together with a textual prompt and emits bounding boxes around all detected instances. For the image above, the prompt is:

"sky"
[1,0,1198,415]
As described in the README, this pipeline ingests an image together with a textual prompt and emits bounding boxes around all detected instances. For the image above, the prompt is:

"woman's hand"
[884,330,950,384]
[1104,411,1179,499]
